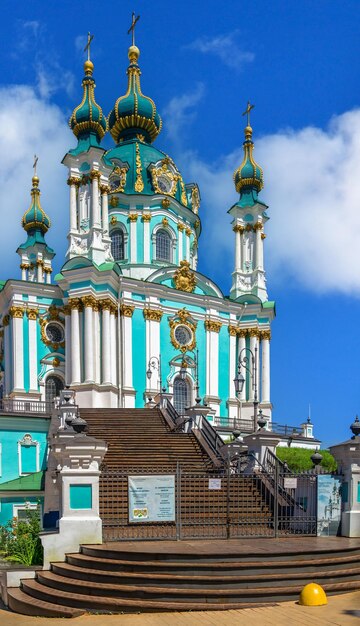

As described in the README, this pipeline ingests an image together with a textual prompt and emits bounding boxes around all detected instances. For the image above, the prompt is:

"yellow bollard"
[299,583,328,606]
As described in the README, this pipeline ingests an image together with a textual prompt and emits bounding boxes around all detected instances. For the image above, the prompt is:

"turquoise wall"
[0,418,49,483]
[0,496,43,526]
[69,484,92,509]
[132,308,146,407]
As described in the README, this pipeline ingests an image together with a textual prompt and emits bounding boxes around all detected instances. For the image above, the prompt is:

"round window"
[174,324,192,346]
[45,323,64,344]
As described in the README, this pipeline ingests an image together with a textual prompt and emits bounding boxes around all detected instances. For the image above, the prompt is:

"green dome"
[108,46,162,144]
[104,139,189,206]
[69,61,107,145]
[233,125,263,197]
[21,175,51,234]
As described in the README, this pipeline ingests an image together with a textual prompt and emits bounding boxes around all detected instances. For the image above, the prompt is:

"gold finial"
[128,12,140,47]
[32,154,39,187]
[242,101,255,127]
[84,32,94,75]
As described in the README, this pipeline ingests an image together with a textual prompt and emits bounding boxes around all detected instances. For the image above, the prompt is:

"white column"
[27,311,38,392]
[83,298,94,384]
[20,263,28,281]
[185,228,191,262]
[249,330,259,402]
[64,309,71,386]
[234,225,242,271]
[10,308,24,391]
[142,214,151,264]
[110,310,117,386]
[90,171,101,228]
[178,225,184,263]
[261,332,271,403]
[145,311,161,391]
[238,331,247,401]
[255,223,264,270]
[101,304,111,385]
[129,214,138,264]
[94,305,100,384]
[36,261,43,283]
[205,321,220,400]
[121,308,134,393]
[101,185,109,234]
[228,326,237,399]
[68,177,79,231]
[4,321,11,395]
[70,302,81,385]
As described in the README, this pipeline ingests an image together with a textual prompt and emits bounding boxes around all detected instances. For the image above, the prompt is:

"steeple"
[69,34,107,151]
[108,42,162,144]
[17,160,55,283]
[229,105,268,302]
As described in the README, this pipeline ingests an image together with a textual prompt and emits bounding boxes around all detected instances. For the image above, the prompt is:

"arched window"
[156,229,171,262]
[173,376,191,415]
[45,376,64,406]
[111,229,125,261]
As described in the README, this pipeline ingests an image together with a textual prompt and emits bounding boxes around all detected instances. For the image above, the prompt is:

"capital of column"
[2,315,10,327]
[260,329,271,341]
[81,295,98,310]
[20,263,30,270]
[238,329,247,338]
[233,224,245,233]
[143,307,163,322]
[185,227,192,237]
[100,298,117,314]
[253,221,263,231]
[249,328,260,338]
[228,325,238,336]
[26,308,39,321]
[89,170,102,181]
[68,298,83,311]
[9,306,25,319]
[128,213,138,222]
[177,222,185,232]
[100,184,111,195]
[120,303,135,317]
[67,176,81,187]
[142,212,151,222]
[204,319,222,333]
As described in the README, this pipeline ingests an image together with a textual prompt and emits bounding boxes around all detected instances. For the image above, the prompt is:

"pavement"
[0,592,359,626]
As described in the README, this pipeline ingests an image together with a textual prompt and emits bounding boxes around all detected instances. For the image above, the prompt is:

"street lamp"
[146,355,163,392]
[234,345,258,430]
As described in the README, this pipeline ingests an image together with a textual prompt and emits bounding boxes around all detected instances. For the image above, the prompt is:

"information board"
[128,475,175,523]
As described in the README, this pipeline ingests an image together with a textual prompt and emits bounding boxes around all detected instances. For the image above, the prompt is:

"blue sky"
[1,0,360,447]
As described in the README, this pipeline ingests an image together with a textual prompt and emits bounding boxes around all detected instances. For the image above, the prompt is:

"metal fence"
[100,460,319,541]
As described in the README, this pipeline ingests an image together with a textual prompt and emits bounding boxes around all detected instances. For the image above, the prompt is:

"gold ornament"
[253,221,263,231]
[2,315,10,327]
[9,306,25,319]
[89,169,102,181]
[53,357,60,367]
[120,303,135,317]
[143,308,163,322]
[260,329,271,341]
[233,224,245,233]
[173,261,196,293]
[162,198,171,208]
[191,186,200,214]
[249,328,260,338]
[194,219,200,229]
[134,143,144,193]
[128,213,139,222]
[142,213,151,222]
[68,298,83,311]
[110,215,118,225]
[67,176,81,186]
[261,233,266,240]
[26,308,39,321]
[110,196,119,208]
[109,166,127,193]
[177,223,185,232]
[81,295,98,309]
[162,217,169,227]
[228,325,238,336]
[179,177,187,206]
[204,319,222,333]
[185,227,192,237]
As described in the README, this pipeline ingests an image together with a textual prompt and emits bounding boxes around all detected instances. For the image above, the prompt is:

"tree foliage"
[276,447,337,472]
[0,504,43,566]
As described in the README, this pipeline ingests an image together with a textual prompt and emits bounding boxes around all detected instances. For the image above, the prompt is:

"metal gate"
[100,461,318,541]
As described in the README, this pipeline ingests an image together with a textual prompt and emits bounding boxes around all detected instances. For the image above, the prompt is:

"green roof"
[0,471,44,492]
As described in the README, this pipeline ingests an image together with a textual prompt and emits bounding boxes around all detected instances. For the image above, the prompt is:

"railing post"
[176,461,181,541]
[274,459,279,538]
[226,458,231,539]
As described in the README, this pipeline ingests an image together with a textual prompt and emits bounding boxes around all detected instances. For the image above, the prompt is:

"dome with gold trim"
[108,46,162,145]
[233,125,263,198]
[22,175,51,234]
[69,60,107,146]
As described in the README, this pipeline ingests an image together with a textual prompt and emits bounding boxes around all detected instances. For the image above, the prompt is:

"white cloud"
[185,32,254,70]
[36,62,75,100]
[171,104,360,296]
[0,85,71,278]
[163,83,205,149]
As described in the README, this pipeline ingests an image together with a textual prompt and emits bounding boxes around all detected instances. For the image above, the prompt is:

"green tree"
[276,447,337,473]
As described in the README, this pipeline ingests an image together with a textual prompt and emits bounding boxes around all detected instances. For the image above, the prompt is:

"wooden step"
[7,588,84,618]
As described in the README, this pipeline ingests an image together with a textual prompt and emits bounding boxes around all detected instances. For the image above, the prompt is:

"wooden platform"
[7,537,360,617]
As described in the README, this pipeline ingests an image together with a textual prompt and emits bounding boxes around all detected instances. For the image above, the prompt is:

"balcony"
[211,416,304,437]
[0,398,53,416]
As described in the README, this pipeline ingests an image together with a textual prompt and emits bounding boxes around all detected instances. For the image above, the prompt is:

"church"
[0,36,274,426]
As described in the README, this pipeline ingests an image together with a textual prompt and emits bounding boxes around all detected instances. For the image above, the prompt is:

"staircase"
[7,539,360,617]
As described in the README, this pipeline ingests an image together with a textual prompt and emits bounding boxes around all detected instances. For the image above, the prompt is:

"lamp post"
[146,355,163,394]
[233,345,258,431]
[179,349,201,405]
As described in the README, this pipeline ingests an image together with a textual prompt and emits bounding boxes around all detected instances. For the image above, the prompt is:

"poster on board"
[317,474,342,536]
[128,475,175,523]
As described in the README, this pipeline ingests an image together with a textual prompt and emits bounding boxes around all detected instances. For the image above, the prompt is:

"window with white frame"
[18,434,40,476]
[156,229,172,262]
[173,376,191,415]
[13,502,42,524]
[111,229,125,261]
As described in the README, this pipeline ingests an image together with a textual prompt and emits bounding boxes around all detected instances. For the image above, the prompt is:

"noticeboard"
[128,474,175,523]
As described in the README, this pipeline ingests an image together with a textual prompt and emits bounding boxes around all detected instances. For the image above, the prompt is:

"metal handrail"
[0,398,53,415]
[212,416,254,432]
[271,422,303,436]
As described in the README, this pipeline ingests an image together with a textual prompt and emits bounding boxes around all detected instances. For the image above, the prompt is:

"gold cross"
[84,32,94,61]
[33,154,38,176]
[242,101,255,127]
[127,12,140,47]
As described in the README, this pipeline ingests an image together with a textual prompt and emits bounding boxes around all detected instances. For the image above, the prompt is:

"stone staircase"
[7,540,360,617]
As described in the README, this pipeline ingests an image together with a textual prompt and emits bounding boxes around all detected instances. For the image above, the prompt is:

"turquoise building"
[0,40,277,523]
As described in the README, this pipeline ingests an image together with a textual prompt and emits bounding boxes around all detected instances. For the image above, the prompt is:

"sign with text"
[284,477,298,489]
[128,475,175,523]
[208,478,222,490]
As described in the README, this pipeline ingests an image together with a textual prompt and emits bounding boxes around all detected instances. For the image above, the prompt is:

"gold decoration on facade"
[136,133,145,142]
[228,325,238,336]
[2,315,9,327]
[110,196,119,208]
[179,178,187,206]
[177,223,185,232]
[162,198,171,208]
[150,159,179,197]
[142,213,151,222]
[134,143,144,193]
[253,221,263,231]
[100,184,111,195]
[67,176,81,187]
[261,233,266,240]
[185,227,192,237]
[162,217,169,227]
[204,319,222,333]
[143,308,163,322]
[249,328,260,338]
[128,213,138,222]
[9,306,25,319]
[260,329,271,341]
[109,166,127,193]
[173,261,196,293]
[233,224,245,233]
[68,298,83,311]
[89,169,102,181]
[81,174,90,186]
[110,215,118,225]
[53,357,60,367]
[245,223,253,232]
[26,308,39,321]
[39,318,65,351]
[169,308,197,353]
[48,305,61,320]
[120,303,135,317]
[194,219,200,229]
[100,299,117,314]
[81,295,98,310]
[63,305,71,316]
[44,267,52,274]
[20,263,30,270]
[191,186,200,213]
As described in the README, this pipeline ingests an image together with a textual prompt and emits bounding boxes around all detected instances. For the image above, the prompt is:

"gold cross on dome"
[128,12,140,47]
[33,154,38,176]
[242,101,255,126]
[84,32,94,61]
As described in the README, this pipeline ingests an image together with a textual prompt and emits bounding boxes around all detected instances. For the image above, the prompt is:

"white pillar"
[110,309,117,386]
[233,225,242,271]
[64,308,71,386]
[178,224,184,263]
[36,261,43,283]
[255,223,264,270]
[70,300,81,385]
[142,214,151,264]
[100,185,109,234]
[68,177,79,231]
[94,304,100,385]
[90,171,101,228]
[185,228,191,262]
[261,331,271,403]
[4,319,11,395]
[101,303,111,385]
[20,263,28,281]
[228,325,237,399]
[238,331,247,401]
[205,320,221,402]
[144,308,162,391]
[129,214,138,264]
[27,310,38,392]
[10,307,24,391]
[83,297,95,384]
[248,330,259,402]
[121,305,135,405]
